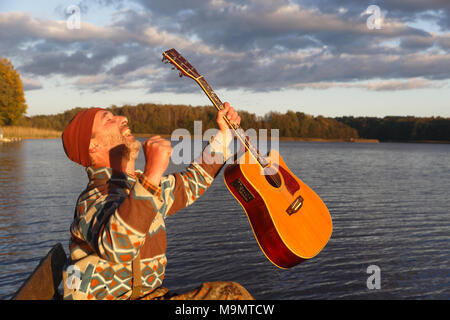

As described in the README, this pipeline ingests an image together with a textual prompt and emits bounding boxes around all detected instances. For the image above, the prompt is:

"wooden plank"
[12,243,67,300]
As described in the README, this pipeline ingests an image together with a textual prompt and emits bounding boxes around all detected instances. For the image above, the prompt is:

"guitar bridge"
[231,179,255,202]
[286,195,304,215]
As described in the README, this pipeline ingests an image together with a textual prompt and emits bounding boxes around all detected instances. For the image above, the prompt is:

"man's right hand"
[142,136,173,186]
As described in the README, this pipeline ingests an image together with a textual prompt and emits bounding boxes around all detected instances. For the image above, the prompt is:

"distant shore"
[2,126,449,144]
[277,137,380,143]
[135,133,379,143]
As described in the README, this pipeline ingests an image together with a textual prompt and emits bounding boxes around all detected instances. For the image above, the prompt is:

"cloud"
[299,0,450,28]
[437,34,450,49]
[292,78,445,91]
[133,0,431,52]
[21,76,43,91]
[1,1,449,96]
[0,10,240,75]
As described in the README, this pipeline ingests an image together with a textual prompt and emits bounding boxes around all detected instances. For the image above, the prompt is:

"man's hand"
[143,136,173,186]
[217,102,241,134]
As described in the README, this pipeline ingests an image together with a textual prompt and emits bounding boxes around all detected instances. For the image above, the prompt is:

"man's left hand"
[217,102,241,134]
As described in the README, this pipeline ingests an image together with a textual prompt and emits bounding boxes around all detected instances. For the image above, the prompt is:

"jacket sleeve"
[142,129,236,219]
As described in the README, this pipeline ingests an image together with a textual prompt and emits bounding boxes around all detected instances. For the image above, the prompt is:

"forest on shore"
[337,116,450,142]
[14,103,450,142]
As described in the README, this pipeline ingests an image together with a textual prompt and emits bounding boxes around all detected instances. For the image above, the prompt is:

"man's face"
[90,110,140,160]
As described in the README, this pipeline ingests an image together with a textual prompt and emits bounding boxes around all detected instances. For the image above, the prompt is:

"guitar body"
[224,149,332,269]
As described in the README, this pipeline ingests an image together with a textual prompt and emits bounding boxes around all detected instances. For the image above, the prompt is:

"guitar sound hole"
[264,167,282,188]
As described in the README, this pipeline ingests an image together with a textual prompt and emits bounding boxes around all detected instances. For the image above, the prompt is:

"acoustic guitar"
[162,48,332,269]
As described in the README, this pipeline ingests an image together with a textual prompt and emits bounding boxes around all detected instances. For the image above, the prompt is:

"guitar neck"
[162,48,269,168]
[195,76,269,168]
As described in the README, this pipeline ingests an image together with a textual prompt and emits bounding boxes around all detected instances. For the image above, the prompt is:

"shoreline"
[5,135,450,144]
[135,134,379,143]
[2,128,449,144]
[1,126,61,140]
[0,137,22,143]
[276,137,380,143]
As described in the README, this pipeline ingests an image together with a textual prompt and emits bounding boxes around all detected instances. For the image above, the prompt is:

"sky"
[1,0,449,118]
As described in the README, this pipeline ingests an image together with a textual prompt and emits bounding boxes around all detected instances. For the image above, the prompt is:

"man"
[61,103,254,300]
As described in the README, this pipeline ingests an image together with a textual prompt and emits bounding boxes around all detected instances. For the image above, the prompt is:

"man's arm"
[156,128,235,219]
[141,102,239,185]
[139,102,241,218]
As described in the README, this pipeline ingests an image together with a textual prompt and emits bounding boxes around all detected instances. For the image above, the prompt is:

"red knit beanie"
[62,108,105,167]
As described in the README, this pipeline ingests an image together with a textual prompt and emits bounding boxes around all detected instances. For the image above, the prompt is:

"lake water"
[0,139,449,300]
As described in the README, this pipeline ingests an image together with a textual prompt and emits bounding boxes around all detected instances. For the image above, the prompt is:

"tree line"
[13,104,450,141]
[16,103,360,139]
[337,116,450,141]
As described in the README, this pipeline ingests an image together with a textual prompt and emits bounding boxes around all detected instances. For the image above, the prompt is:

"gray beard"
[105,132,141,163]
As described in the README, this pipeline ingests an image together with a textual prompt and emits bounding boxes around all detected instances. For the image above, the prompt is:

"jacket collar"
[86,166,137,189]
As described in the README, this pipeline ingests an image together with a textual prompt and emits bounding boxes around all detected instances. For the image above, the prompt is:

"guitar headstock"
[162,48,201,80]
